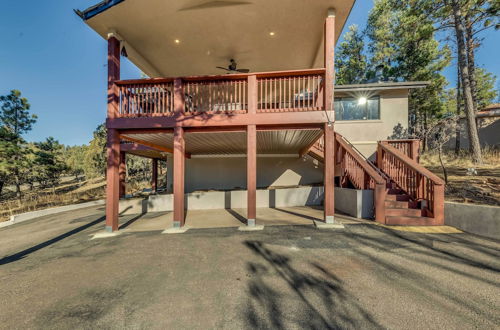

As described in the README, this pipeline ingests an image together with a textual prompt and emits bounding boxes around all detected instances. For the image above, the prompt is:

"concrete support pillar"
[119,151,126,198]
[324,123,335,223]
[173,127,185,228]
[152,158,158,193]
[105,35,120,232]
[247,124,257,226]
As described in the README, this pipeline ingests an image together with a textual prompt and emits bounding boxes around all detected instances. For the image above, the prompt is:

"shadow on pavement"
[0,215,105,266]
[243,240,382,329]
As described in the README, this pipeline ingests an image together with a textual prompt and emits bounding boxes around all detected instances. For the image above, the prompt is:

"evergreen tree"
[33,137,67,188]
[0,90,37,198]
[335,25,367,84]
[84,124,107,178]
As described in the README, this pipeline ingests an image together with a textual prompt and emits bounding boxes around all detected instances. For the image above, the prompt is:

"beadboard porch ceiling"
[121,128,322,156]
[81,0,355,77]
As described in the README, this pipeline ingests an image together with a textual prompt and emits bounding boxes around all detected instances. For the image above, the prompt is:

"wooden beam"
[299,132,324,157]
[107,111,330,130]
[119,134,191,158]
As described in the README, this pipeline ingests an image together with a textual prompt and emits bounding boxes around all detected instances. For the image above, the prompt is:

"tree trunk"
[448,0,482,164]
[0,180,3,198]
[438,145,448,185]
[465,15,478,111]
[455,66,461,155]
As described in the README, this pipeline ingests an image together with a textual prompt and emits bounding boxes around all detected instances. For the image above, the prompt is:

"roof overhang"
[78,0,356,77]
[335,81,430,93]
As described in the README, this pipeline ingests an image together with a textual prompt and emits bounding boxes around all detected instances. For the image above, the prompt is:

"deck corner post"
[248,75,257,114]
[107,35,120,119]
[173,127,185,228]
[324,123,335,223]
[247,124,257,226]
[375,183,387,224]
[105,128,120,232]
[119,151,126,198]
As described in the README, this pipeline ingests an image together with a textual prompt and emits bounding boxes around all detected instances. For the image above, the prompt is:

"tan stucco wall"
[334,89,409,159]
[167,155,324,193]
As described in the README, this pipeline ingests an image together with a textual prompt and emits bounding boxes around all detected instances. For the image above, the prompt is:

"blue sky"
[0,0,498,146]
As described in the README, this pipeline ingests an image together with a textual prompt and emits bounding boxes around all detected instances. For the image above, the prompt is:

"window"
[334,96,380,121]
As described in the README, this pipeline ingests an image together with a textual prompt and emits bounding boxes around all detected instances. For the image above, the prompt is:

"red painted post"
[119,151,126,198]
[324,10,335,119]
[324,123,335,223]
[173,78,186,228]
[106,129,120,232]
[173,127,185,227]
[411,140,420,163]
[246,75,257,226]
[152,158,158,193]
[374,183,387,224]
[247,124,257,226]
[433,184,445,225]
[107,36,120,119]
[105,35,120,232]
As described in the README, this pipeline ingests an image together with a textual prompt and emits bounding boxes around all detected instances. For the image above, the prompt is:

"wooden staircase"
[307,134,445,226]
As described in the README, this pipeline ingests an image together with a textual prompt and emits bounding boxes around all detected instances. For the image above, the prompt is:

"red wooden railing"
[257,73,323,112]
[382,139,420,162]
[114,69,325,118]
[377,141,444,223]
[334,133,387,223]
[117,79,174,117]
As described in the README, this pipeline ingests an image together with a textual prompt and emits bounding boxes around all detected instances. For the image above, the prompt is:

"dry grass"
[0,176,155,222]
[421,148,500,206]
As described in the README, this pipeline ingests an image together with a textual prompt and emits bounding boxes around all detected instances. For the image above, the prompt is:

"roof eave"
[76,0,126,21]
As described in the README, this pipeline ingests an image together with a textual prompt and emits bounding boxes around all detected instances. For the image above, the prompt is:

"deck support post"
[119,151,126,198]
[246,74,257,226]
[152,158,158,193]
[105,35,121,232]
[106,129,120,232]
[247,124,257,226]
[324,123,335,223]
[173,127,185,227]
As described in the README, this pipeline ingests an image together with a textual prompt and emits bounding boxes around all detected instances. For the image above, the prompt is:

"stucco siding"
[334,89,409,158]
[167,155,323,193]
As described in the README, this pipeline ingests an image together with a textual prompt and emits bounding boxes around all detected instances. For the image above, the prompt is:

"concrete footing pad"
[162,226,190,234]
[91,231,122,240]
[314,221,345,229]
[238,225,264,231]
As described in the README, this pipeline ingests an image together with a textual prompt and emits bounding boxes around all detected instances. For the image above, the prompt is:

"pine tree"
[0,90,37,198]
[335,25,367,84]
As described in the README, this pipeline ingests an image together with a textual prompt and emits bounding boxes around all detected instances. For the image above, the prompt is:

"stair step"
[385,200,419,208]
[385,208,422,217]
[385,216,439,226]
[385,194,410,201]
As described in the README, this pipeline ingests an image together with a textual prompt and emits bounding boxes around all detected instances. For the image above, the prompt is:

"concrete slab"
[162,226,190,234]
[314,221,345,229]
[90,231,121,239]
[238,225,265,231]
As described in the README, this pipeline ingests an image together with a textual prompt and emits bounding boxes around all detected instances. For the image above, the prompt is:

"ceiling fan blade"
[236,69,250,73]
[216,66,230,71]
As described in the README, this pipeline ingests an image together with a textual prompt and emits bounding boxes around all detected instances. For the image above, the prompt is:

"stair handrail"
[377,141,444,224]
[335,133,387,223]
[335,133,391,182]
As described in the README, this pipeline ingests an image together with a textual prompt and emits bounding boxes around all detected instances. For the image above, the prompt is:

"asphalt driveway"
[0,206,499,329]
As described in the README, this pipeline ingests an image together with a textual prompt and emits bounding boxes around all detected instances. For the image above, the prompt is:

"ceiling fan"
[216,59,250,73]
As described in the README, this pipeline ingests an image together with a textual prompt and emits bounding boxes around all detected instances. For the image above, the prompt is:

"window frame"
[334,96,381,121]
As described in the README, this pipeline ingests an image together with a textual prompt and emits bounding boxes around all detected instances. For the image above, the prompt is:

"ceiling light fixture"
[174,39,180,44]
[269,32,275,36]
